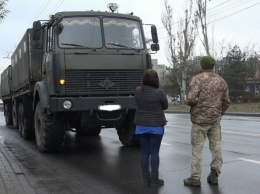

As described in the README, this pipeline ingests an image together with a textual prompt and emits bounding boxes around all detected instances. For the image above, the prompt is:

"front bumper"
[49,96,136,112]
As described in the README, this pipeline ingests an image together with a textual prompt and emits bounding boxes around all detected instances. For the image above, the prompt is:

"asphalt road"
[0,112,259,194]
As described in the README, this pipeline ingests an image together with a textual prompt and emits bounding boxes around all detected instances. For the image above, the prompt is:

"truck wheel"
[76,126,101,136]
[12,100,19,129]
[18,103,34,140]
[4,101,13,125]
[116,114,138,146]
[34,102,65,152]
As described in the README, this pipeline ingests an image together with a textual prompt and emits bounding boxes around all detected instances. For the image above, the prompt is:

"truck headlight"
[60,79,65,85]
[63,100,72,109]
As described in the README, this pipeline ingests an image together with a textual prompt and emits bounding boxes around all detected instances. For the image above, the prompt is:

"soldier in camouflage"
[183,56,230,187]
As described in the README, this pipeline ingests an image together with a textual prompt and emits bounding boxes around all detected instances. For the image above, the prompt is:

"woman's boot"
[150,172,164,187]
[142,171,151,186]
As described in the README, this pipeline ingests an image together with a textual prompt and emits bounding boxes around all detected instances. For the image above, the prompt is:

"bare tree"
[0,0,9,23]
[196,0,210,56]
[215,39,228,74]
[162,0,198,105]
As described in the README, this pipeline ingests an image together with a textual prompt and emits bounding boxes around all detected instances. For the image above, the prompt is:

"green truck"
[0,8,159,152]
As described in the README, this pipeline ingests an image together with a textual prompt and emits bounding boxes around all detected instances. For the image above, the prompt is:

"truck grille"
[65,70,143,95]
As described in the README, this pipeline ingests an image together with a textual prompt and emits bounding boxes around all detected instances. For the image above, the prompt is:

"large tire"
[76,126,101,136]
[4,100,13,125]
[12,100,19,129]
[34,102,65,153]
[116,112,138,146]
[18,103,34,140]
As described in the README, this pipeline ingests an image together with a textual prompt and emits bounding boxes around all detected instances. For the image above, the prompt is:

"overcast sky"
[1,0,260,73]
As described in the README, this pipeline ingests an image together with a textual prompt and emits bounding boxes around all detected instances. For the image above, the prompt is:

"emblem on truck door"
[98,78,115,89]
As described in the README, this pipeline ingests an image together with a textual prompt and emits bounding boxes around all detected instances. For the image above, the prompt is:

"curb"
[0,144,35,194]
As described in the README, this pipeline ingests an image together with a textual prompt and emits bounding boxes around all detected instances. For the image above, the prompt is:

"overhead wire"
[208,1,260,25]
[34,0,52,20]
[1,0,53,66]
[157,0,254,37]
[157,0,260,40]
[152,0,252,33]
[145,0,237,36]
[207,0,233,11]
[1,0,66,67]
[207,0,253,17]
[51,0,65,14]
[151,0,235,33]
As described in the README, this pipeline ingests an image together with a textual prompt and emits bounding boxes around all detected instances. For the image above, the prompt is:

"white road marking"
[238,158,260,164]
[167,124,189,129]
[223,130,260,137]
[166,125,260,138]
[161,143,171,146]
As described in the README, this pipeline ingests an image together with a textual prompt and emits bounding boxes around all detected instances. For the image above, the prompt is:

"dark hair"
[141,69,159,91]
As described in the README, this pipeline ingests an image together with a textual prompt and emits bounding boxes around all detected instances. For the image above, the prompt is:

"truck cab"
[2,7,159,152]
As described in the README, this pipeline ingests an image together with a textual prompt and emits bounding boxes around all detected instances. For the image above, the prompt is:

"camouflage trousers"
[190,123,222,180]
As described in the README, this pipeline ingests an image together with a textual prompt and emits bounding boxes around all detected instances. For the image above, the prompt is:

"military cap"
[200,56,215,70]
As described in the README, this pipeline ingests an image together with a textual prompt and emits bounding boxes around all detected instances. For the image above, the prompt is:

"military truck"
[0,6,159,152]
[1,65,12,123]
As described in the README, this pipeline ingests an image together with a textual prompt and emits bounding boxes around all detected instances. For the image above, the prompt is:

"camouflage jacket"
[186,70,230,125]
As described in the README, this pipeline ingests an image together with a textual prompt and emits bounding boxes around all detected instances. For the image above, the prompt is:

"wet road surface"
[0,112,259,194]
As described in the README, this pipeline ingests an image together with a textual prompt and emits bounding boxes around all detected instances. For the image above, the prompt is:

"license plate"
[98,105,121,111]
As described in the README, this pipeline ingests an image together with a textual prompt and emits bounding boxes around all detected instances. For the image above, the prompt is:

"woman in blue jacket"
[134,69,168,187]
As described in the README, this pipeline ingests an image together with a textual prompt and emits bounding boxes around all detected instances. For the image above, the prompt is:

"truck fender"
[33,81,50,109]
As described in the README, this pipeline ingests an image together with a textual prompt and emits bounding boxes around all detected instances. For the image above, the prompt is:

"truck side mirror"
[32,21,42,49]
[151,43,160,51]
[33,21,41,40]
[57,23,64,35]
[151,25,158,44]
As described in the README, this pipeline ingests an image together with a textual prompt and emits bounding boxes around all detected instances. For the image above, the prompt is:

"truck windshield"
[57,17,144,50]
[58,17,102,48]
[103,17,144,50]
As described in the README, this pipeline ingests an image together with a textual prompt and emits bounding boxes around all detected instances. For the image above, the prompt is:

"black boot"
[150,172,164,187]
[207,169,219,185]
[142,171,151,186]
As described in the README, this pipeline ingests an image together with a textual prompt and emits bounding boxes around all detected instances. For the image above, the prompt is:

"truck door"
[42,27,54,81]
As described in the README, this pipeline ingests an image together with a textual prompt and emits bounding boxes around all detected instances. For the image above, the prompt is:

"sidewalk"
[0,143,35,194]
